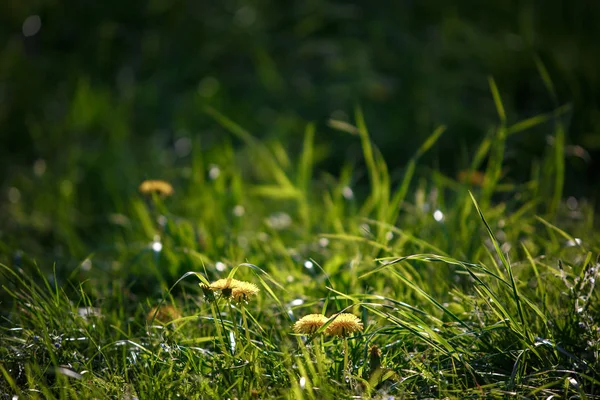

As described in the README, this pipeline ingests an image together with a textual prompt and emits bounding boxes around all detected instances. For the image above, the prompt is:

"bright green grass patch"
[1,102,599,399]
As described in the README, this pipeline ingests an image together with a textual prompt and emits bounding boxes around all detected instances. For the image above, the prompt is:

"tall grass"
[1,86,599,398]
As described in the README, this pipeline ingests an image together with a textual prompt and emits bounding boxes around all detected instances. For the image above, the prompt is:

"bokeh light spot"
[8,187,21,203]
[23,15,42,37]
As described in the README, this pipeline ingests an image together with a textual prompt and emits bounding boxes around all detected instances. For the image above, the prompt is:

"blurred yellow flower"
[139,180,174,196]
[325,313,363,337]
[146,304,181,324]
[293,314,329,335]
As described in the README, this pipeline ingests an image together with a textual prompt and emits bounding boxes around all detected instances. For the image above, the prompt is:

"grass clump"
[1,96,600,399]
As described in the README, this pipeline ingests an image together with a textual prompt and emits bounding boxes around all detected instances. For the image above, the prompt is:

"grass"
[1,88,599,398]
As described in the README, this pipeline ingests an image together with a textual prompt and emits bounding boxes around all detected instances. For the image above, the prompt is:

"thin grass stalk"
[241,305,252,346]
[209,300,229,355]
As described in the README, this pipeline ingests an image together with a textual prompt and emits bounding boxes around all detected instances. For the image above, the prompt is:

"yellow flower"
[368,344,382,371]
[231,281,260,302]
[209,277,240,291]
[207,278,259,302]
[293,314,329,335]
[146,305,181,324]
[325,313,363,337]
[139,180,174,196]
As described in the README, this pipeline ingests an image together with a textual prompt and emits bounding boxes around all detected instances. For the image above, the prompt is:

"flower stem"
[343,338,349,379]
[241,305,251,346]
[210,300,229,355]
[313,336,325,376]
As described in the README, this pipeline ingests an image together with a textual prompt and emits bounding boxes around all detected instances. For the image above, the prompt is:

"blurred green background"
[1,0,599,263]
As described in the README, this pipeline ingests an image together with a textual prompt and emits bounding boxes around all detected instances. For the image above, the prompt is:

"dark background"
[1,0,599,259]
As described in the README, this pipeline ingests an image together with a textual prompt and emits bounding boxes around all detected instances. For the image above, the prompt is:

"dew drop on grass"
[299,376,306,389]
[569,377,580,389]
[267,212,292,230]
[174,137,192,157]
[342,186,354,200]
[433,209,444,222]
[81,259,92,271]
[215,261,226,272]
[289,299,304,307]
[8,187,20,203]
[303,261,313,270]
[208,165,221,180]
[152,240,163,252]
[258,232,269,242]
[229,331,236,353]
[233,205,245,217]
[33,159,46,176]
[23,15,42,37]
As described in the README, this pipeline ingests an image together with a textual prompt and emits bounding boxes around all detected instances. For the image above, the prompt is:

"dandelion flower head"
[209,277,241,292]
[139,180,174,196]
[207,278,259,302]
[325,313,363,337]
[146,304,181,324]
[293,314,329,335]
[231,281,260,301]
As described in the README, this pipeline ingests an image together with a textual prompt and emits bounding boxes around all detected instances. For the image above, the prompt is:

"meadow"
[1,75,599,398]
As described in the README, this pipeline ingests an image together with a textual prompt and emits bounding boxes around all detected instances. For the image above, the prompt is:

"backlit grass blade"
[415,125,447,159]
[488,77,506,124]
[535,215,577,243]
[355,106,380,205]
[469,191,531,342]
[534,55,558,105]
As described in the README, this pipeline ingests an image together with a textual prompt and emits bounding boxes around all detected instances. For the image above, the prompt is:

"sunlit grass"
[1,92,599,398]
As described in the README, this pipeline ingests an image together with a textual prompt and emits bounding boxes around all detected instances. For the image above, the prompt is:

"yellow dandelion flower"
[457,170,486,187]
[139,180,174,196]
[207,278,259,302]
[368,344,382,371]
[293,314,329,335]
[231,281,259,302]
[146,305,181,324]
[209,277,241,292]
[325,313,363,337]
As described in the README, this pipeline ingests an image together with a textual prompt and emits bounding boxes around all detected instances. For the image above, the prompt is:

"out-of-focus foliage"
[1,0,599,263]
